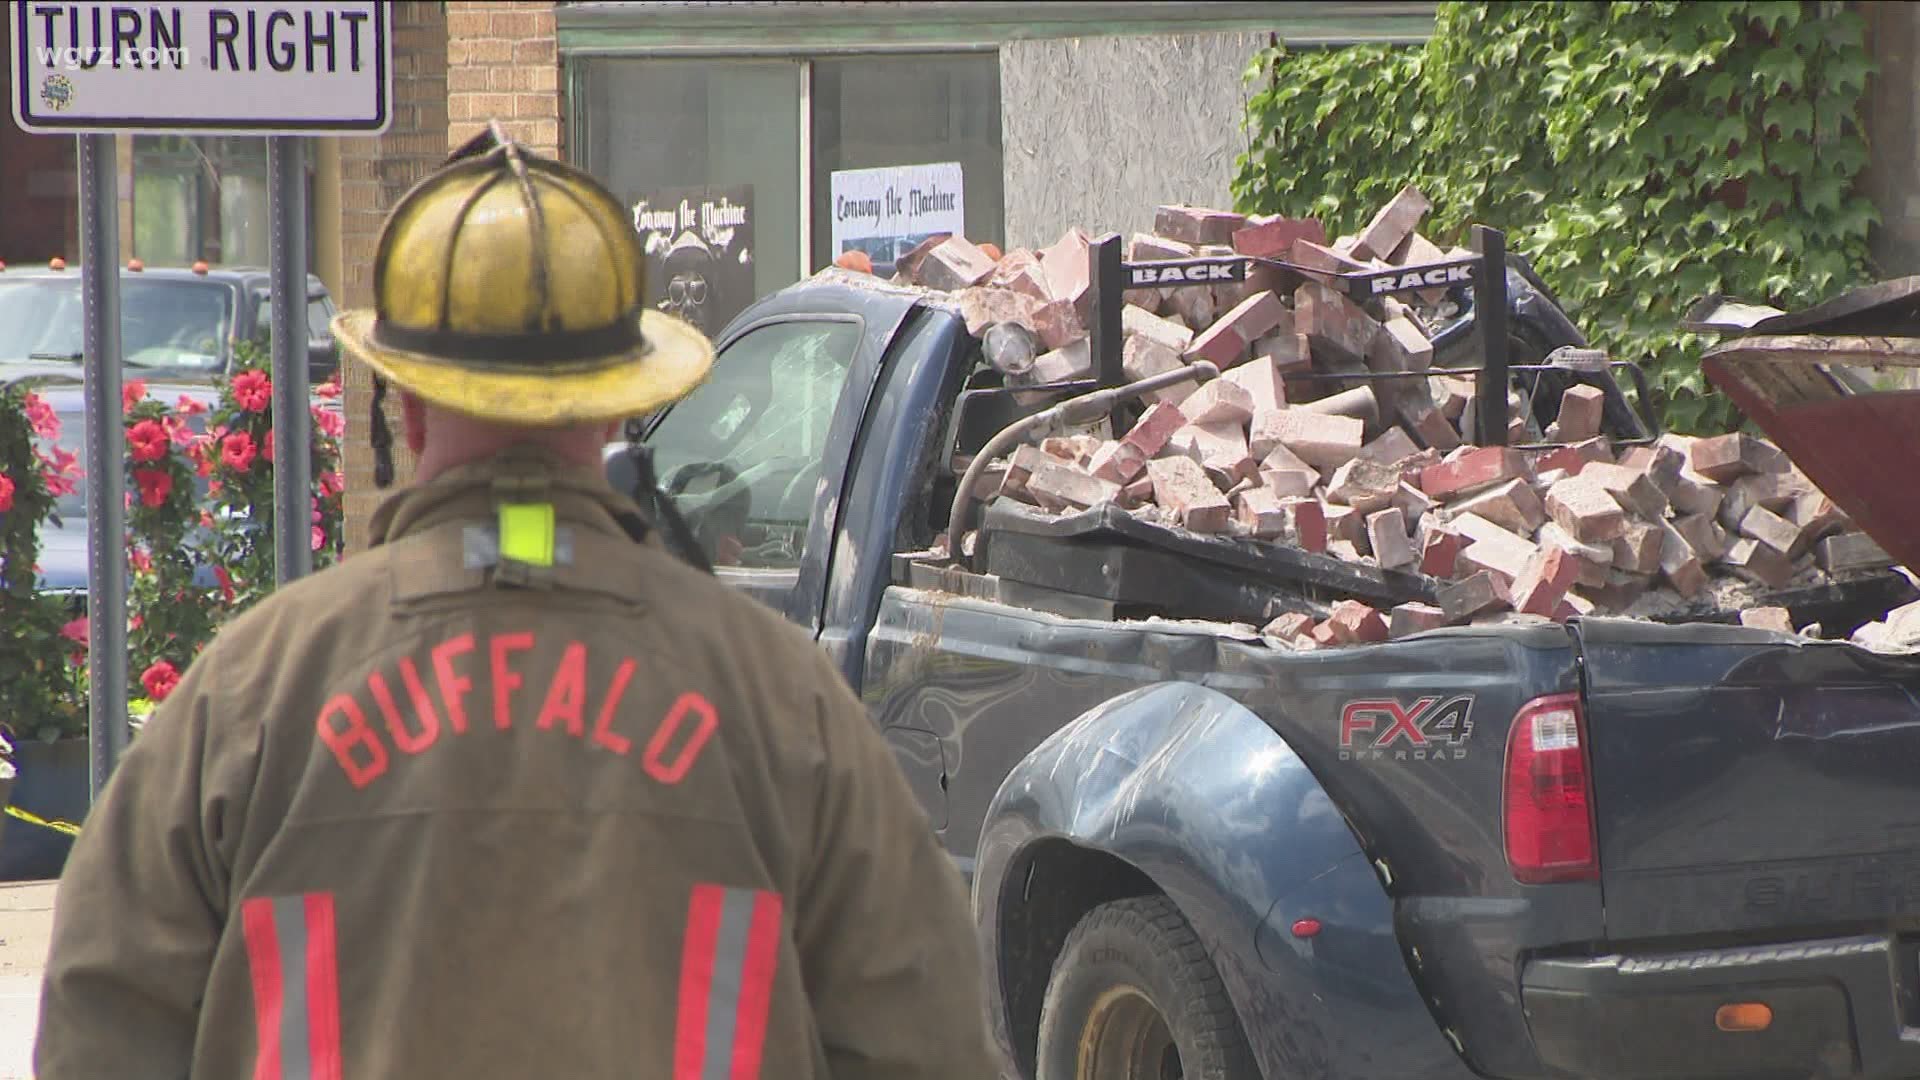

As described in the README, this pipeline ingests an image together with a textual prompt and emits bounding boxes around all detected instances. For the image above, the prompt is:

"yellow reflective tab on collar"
[498,502,557,568]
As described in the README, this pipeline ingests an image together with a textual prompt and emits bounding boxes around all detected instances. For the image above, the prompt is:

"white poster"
[829,162,966,276]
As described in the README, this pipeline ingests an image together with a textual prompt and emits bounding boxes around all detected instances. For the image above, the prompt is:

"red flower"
[122,380,147,414]
[128,419,170,463]
[140,659,181,702]
[220,431,257,472]
[214,565,236,603]
[24,393,59,440]
[0,472,13,514]
[60,617,88,646]
[188,437,214,478]
[174,394,208,416]
[311,525,326,551]
[232,370,271,413]
[133,468,173,508]
[200,510,216,528]
[34,446,79,497]
[207,478,223,497]
[130,547,154,574]
[319,470,345,496]
[263,428,275,463]
[163,415,193,446]
[316,372,342,400]
[311,406,345,439]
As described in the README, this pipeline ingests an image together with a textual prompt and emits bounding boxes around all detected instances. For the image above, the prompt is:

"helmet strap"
[621,416,714,576]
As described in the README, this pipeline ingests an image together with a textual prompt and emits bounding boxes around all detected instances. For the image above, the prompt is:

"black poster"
[630,185,755,339]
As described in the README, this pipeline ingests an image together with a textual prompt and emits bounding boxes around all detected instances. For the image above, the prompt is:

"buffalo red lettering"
[537,642,589,737]
[317,693,388,788]
[644,691,718,785]
[368,669,438,755]
[490,632,535,729]
[431,633,476,733]
[592,658,638,755]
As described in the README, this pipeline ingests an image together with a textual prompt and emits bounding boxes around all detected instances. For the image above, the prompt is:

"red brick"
[1367,508,1417,569]
[1295,280,1380,361]
[1187,291,1288,368]
[1510,544,1580,617]
[1613,520,1664,576]
[998,445,1055,503]
[1259,468,1316,500]
[1147,456,1232,533]
[1032,340,1092,383]
[1448,478,1546,536]
[1674,512,1728,562]
[1235,487,1288,539]
[1088,440,1148,484]
[1657,523,1709,599]
[1352,184,1433,261]
[1130,233,1195,262]
[1328,600,1390,644]
[1263,409,1366,470]
[1282,497,1327,552]
[1439,571,1511,622]
[1390,602,1449,638]
[1264,612,1316,641]
[1537,523,1613,587]
[1387,232,1453,303]
[1324,504,1367,548]
[1232,215,1326,259]
[1554,384,1606,442]
[1408,402,1462,452]
[1817,531,1894,575]
[1040,227,1093,311]
[1310,620,1343,647]
[1222,356,1287,413]
[1357,427,1422,467]
[1254,330,1313,375]
[1420,446,1524,500]
[1154,205,1246,246]
[1290,238,1371,274]
[957,287,1041,337]
[1327,459,1404,514]
[1121,333,1198,396]
[1169,421,1255,486]
[1546,475,1628,544]
[1394,479,1436,523]
[1454,514,1539,585]
[1120,475,1156,508]
[1618,442,1684,490]
[1431,376,1474,421]
[1420,528,1462,578]
[916,236,998,291]
[1025,460,1121,512]
[1583,462,1668,521]
[1739,607,1795,633]
[1123,303,1196,355]
[1788,493,1849,546]
[1689,433,1767,484]
[1533,445,1589,479]
[1124,402,1188,457]
[1180,379,1255,426]
[1724,537,1794,590]
[1739,505,1802,556]
[1030,299,1086,350]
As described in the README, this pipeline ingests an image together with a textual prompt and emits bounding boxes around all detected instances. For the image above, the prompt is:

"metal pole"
[78,134,128,800]
[1089,233,1124,389]
[269,137,313,584]
[1471,225,1511,446]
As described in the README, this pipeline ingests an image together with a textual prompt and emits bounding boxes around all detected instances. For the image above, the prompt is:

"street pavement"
[0,881,55,1080]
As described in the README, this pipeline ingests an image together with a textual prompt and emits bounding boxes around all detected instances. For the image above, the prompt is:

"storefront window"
[132,136,302,271]
[810,54,1004,275]
[578,58,802,339]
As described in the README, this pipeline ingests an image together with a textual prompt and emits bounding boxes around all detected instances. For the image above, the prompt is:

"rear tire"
[1035,896,1260,1080]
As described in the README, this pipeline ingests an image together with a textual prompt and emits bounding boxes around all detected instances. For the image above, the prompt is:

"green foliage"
[1232,0,1881,435]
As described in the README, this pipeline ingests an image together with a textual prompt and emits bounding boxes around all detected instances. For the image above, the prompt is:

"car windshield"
[0,278,232,371]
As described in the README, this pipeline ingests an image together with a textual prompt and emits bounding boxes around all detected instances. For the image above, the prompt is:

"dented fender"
[974,681,1473,1080]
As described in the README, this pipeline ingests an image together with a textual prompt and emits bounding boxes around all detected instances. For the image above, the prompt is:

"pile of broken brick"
[863,192,1902,650]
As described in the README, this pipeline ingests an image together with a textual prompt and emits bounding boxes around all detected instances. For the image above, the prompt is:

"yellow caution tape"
[5,803,81,837]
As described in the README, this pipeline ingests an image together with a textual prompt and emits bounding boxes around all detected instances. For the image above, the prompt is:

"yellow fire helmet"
[331,120,714,428]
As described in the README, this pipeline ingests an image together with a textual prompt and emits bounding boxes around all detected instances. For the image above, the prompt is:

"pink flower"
[163,414,193,446]
[36,446,80,498]
[311,525,325,551]
[213,566,236,603]
[220,431,257,473]
[130,547,154,574]
[231,370,271,413]
[319,470,345,496]
[24,393,59,440]
[133,468,173,508]
[122,380,147,414]
[60,617,88,646]
[315,372,342,400]
[0,473,13,514]
[127,419,170,463]
[311,406,345,439]
[139,660,181,702]
[263,428,275,464]
[174,395,208,416]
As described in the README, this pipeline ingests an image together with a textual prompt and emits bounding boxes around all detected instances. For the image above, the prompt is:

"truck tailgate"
[1573,618,1920,942]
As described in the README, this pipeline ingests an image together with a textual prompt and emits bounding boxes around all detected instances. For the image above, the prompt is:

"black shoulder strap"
[621,417,715,575]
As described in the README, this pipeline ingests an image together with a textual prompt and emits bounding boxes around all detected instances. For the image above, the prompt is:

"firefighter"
[35,123,997,1079]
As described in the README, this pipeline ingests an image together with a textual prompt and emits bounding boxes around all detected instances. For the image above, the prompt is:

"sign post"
[11,1,390,786]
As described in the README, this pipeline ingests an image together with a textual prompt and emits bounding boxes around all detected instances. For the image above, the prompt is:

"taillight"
[1503,693,1598,884]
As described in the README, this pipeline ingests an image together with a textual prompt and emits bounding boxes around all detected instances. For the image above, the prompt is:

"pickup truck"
[607,260,1920,1080]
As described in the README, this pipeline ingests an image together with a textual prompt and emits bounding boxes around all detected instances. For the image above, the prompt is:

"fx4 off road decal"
[1338,695,1475,762]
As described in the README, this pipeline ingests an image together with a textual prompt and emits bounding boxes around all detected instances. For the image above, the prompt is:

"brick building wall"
[446,1,564,156]
[337,1,450,555]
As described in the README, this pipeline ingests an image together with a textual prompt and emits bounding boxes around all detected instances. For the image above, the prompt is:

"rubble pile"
[875,192,1904,649]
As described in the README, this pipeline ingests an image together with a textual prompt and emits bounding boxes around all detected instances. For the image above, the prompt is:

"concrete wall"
[1000,31,1271,250]
[1862,1,1920,279]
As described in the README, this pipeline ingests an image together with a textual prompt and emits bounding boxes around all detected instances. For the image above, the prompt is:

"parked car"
[0,261,339,384]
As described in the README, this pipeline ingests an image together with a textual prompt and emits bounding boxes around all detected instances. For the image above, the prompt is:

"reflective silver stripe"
[701,888,759,1080]
[271,896,312,1080]
[462,524,574,569]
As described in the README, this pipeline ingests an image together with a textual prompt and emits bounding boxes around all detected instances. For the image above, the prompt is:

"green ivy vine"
[1232,0,1880,435]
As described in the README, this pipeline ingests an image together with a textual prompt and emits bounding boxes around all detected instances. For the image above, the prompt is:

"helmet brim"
[329,307,715,427]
